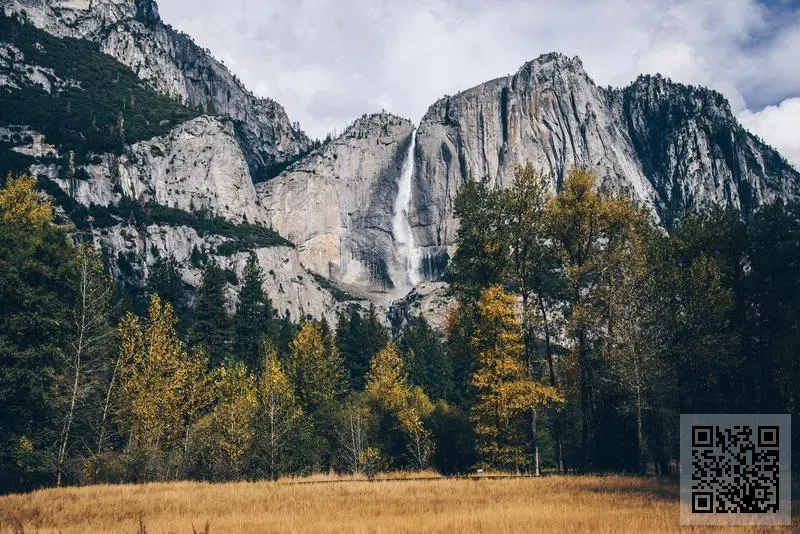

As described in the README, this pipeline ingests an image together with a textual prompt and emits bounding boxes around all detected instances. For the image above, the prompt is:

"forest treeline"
[0,166,798,493]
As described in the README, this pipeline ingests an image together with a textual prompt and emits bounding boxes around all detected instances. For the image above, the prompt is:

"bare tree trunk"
[578,327,591,473]
[270,391,278,481]
[531,408,540,476]
[57,256,90,487]
[97,350,123,456]
[634,350,646,475]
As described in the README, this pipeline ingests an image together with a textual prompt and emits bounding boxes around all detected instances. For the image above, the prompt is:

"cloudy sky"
[158,0,800,168]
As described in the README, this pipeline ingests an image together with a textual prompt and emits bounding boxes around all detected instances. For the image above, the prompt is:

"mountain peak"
[521,52,585,72]
[135,0,159,24]
[343,112,412,140]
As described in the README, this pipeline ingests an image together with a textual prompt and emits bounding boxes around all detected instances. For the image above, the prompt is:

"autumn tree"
[336,393,374,475]
[204,361,257,479]
[543,168,640,471]
[251,342,303,480]
[117,295,213,480]
[365,343,435,469]
[288,321,345,414]
[470,285,562,471]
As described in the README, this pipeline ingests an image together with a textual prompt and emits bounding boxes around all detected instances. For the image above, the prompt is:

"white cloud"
[157,0,800,166]
[738,98,800,170]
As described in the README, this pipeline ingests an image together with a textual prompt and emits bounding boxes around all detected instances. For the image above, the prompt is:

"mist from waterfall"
[391,129,421,292]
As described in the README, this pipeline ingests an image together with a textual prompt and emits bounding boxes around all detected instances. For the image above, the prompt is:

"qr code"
[691,425,779,513]
[680,414,791,526]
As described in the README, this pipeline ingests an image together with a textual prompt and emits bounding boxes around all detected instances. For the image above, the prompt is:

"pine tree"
[445,179,507,303]
[0,174,74,491]
[398,315,452,401]
[233,252,274,370]
[146,255,188,328]
[336,305,389,390]
[189,261,231,366]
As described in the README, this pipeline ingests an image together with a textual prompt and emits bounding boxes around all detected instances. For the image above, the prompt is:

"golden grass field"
[0,473,797,534]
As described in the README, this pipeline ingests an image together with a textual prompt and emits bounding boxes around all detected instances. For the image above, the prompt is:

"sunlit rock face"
[258,53,799,307]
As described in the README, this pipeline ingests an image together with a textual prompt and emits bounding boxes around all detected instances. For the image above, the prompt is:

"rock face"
[412,53,800,255]
[56,115,267,224]
[256,113,415,298]
[1,0,311,177]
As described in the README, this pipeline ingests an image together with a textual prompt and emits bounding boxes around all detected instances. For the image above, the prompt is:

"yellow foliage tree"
[544,167,642,470]
[0,173,52,230]
[255,341,303,480]
[365,343,435,469]
[365,342,408,414]
[117,295,216,479]
[287,321,344,413]
[470,285,562,470]
[210,361,257,478]
[117,295,186,450]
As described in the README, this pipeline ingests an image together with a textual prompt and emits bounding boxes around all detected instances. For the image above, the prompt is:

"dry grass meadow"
[1,473,798,534]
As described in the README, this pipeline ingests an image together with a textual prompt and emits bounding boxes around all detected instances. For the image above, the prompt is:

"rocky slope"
[100,222,345,326]
[0,10,344,324]
[1,0,311,177]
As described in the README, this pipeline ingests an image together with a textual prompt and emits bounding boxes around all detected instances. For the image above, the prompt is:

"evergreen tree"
[233,252,274,370]
[189,261,231,366]
[398,315,452,401]
[444,179,507,304]
[146,255,188,328]
[0,174,74,491]
[336,304,388,390]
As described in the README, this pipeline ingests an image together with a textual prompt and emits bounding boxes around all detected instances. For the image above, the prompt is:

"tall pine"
[189,261,231,366]
[233,252,274,370]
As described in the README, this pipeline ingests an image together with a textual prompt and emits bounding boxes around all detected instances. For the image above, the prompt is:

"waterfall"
[391,129,421,292]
